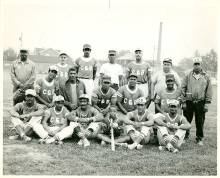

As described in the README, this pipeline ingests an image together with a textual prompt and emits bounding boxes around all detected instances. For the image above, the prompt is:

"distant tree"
[177,57,193,71]
[117,50,131,58]
[3,48,17,61]
[201,49,217,72]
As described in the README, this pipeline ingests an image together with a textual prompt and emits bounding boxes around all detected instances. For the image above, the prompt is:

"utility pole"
[19,33,23,49]
[156,22,162,66]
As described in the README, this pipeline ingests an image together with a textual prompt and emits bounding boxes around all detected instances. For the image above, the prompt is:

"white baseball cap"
[136,97,146,105]
[49,65,59,72]
[53,95,64,102]
[79,94,90,100]
[168,99,179,106]
[193,57,202,64]
[25,89,36,97]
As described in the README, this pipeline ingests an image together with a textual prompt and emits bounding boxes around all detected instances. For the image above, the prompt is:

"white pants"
[11,116,42,129]
[137,83,149,98]
[32,122,79,140]
[157,126,186,148]
[79,78,94,103]
[125,125,152,144]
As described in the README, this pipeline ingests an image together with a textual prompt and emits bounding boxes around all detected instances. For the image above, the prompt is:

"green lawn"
[3,68,217,175]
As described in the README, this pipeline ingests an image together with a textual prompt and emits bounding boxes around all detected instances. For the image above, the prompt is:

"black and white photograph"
[2,0,218,176]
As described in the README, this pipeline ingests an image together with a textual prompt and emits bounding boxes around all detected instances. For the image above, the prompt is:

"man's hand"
[18,83,24,89]
[69,104,77,110]
[134,122,141,127]
[204,104,209,112]
[172,124,180,130]
[48,130,55,136]
[110,122,118,128]
[47,103,54,108]
[182,102,187,110]
[101,108,109,116]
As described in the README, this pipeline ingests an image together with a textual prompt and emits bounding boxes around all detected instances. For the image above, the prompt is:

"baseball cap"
[165,74,175,81]
[136,97,146,105]
[79,94,90,100]
[20,49,28,53]
[59,52,68,57]
[108,50,117,55]
[102,75,111,82]
[193,57,202,64]
[163,58,172,64]
[25,89,36,97]
[83,44,91,50]
[135,48,142,52]
[168,99,179,106]
[49,65,59,73]
[53,95,64,102]
[128,72,138,78]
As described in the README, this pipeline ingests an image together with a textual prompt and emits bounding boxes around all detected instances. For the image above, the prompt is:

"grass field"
[3,68,217,175]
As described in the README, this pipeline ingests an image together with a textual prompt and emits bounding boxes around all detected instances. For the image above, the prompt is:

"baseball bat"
[110,119,115,151]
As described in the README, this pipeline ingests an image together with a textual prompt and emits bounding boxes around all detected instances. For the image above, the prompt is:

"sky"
[2,0,219,65]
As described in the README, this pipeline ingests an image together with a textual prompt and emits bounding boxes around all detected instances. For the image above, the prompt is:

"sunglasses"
[103,81,111,84]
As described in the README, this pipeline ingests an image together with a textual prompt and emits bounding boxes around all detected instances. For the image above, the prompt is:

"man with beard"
[154,99,191,153]
[32,95,70,145]
[9,89,44,142]
[99,50,124,91]
[126,49,152,108]
[35,65,59,108]
[181,57,212,146]
[10,49,36,105]
[75,44,97,101]
[59,67,86,111]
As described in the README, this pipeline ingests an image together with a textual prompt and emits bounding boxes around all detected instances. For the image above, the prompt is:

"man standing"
[125,97,154,150]
[99,50,124,91]
[126,49,152,107]
[75,44,97,101]
[181,57,212,145]
[151,58,181,106]
[154,100,191,153]
[35,65,59,108]
[10,49,36,105]
[32,95,70,145]
[9,89,44,142]
[154,74,182,115]
[56,52,71,88]
[59,67,86,111]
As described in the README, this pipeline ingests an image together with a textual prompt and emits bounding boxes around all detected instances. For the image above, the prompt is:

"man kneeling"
[154,99,191,153]
[33,95,70,144]
[125,97,154,150]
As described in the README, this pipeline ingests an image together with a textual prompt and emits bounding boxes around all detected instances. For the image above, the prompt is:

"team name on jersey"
[42,89,55,96]
[123,98,137,106]
[80,65,93,71]
[131,69,145,76]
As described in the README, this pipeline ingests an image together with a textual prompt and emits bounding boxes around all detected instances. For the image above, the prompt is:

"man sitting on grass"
[66,94,105,147]
[32,95,70,145]
[125,97,154,150]
[154,99,191,153]
[9,89,44,142]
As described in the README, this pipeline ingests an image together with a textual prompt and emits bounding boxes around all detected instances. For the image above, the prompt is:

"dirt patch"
[4,144,53,161]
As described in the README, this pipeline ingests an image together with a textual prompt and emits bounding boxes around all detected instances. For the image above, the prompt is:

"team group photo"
[2,0,218,176]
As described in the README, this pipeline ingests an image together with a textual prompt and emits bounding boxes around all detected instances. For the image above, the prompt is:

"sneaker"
[9,135,19,140]
[197,140,204,146]
[23,135,32,142]
[128,143,138,150]
[77,139,83,146]
[166,143,174,152]
[158,146,166,151]
[136,144,143,150]
[55,140,63,145]
[39,138,46,144]
[45,137,55,144]
[83,138,90,147]
[101,140,106,146]
[118,143,128,148]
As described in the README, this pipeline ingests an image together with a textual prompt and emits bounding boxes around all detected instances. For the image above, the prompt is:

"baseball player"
[91,75,117,117]
[66,94,105,147]
[154,74,182,115]
[55,52,71,88]
[125,97,154,150]
[154,99,191,153]
[35,65,59,108]
[9,89,44,142]
[32,95,70,144]
[75,44,97,101]
[126,48,152,107]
